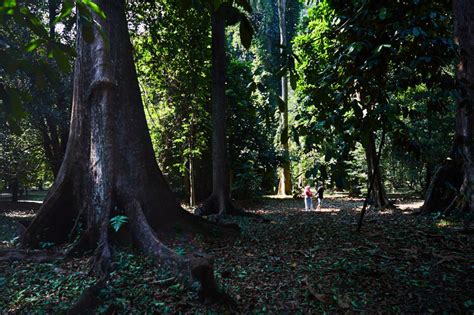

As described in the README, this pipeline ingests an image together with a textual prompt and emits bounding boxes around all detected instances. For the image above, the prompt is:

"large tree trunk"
[277,0,292,196]
[363,131,390,208]
[19,0,222,301]
[454,0,474,216]
[423,1,474,216]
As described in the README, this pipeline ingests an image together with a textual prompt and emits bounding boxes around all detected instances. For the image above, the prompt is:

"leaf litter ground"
[0,197,473,313]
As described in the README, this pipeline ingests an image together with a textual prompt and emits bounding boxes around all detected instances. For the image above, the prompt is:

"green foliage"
[226,42,278,198]
[0,122,50,192]
[130,0,212,200]
[0,0,104,128]
[109,215,128,232]
[293,0,456,192]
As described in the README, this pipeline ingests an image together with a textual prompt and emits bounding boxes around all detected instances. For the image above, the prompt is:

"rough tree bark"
[18,0,225,302]
[423,0,474,216]
[277,0,292,196]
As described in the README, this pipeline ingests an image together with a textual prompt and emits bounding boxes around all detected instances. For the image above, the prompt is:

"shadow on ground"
[0,197,473,313]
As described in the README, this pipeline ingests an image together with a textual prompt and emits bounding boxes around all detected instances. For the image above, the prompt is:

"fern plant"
[109,215,128,232]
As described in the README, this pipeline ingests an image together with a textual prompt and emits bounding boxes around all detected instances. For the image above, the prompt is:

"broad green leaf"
[24,38,42,52]
[15,7,48,38]
[110,215,128,232]
[53,0,74,24]
[81,0,106,20]
[3,0,16,8]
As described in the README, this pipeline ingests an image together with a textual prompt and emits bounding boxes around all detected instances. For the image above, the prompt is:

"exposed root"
[91,242,112,277]
[197,194,268,222]
[65,231,96,258]
[0,249,63,263]
[67,277,107,315]
[127,199,227,301]
[422,160,463,214]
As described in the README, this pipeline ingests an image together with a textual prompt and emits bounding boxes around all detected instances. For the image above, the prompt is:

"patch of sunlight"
[2,211,35,219]
[263,195,295,199]
[396,200,424,212]
[436,219,455,228]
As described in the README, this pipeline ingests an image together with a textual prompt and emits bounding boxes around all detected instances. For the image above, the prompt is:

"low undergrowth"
[0,197,473,313]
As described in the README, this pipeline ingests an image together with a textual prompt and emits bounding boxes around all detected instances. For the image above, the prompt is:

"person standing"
[316,183,325,210]
[303,184,313,211]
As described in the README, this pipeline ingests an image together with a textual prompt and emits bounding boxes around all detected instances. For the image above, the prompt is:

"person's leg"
[309,197,313,210]
[304,197,309,211]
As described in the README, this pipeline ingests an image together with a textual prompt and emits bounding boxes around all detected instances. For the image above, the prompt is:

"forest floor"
[0,196,473,313]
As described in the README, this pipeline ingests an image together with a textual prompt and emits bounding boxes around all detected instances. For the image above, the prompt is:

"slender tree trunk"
[423,1,474,217]
[425,162,433,192]
[209,6,229,214]
[363,131,390,208]
[277,0,292,196]
[189,118,196,207]
[189,156,196,207]
[19,0,224,300]
[11,177,18,203]
[199,6,238,216]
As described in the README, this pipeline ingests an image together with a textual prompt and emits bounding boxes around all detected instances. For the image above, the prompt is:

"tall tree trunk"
[189,118,196,207]
[189,155,196,207]
[423,1,474,216]
[454,0,474,217]
[10,177,18,203]
[277,0,292,196]
[199,5,239,216]
[19,0,223,299]
[363,131,390,208]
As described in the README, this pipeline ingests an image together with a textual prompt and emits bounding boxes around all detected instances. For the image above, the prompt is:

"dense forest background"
[0,0,457,205]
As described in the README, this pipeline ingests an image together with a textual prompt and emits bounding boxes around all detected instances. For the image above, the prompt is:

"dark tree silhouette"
[423,0,474,218]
